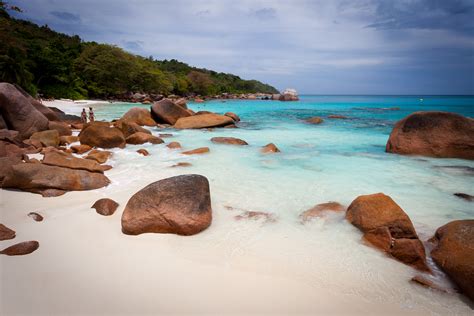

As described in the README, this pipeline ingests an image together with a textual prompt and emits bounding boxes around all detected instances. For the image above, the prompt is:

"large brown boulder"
[30,130,60,147]
[430,220,474,301]
[125,132,164,145]
[79,122,125,149]
[120,107,156,126]
[386,111,474,159]
[42,150,107,173]
[174,113,234,129]
[346,193,429,271]
[117,121,151,138]
[211,137,248,145]
[121,174,212,236]
[0,83,49,139]
[150,99,191,125]
[2,163,110,196]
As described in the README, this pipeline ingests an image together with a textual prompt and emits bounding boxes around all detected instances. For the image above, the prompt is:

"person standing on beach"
[89,107,95,122]
[81,108,88,124]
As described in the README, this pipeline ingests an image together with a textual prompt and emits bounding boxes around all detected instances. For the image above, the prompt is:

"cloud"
[8,0,474,94]
[50,11,81,22]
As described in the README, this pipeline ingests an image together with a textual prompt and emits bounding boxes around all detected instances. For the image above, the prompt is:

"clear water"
[63,95,474,313]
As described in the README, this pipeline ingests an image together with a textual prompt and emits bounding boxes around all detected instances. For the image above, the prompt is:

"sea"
[62,95,474,313]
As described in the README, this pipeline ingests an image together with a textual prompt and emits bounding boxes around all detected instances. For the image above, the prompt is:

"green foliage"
[0,10,278,98]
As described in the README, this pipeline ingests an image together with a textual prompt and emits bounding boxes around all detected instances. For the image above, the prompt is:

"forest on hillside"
[0,5,278,99]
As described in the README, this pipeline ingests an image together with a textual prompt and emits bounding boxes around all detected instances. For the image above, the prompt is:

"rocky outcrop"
[151,99,191,125]
[30,130,60,147]
[346,193,429,271]
[91,198,119,216]
[79,122,126,149]
[2,163,110,196]
[300,202,345,222]
[0,241,39,256]
[121,174,212,236]
[0,223,15,241]
[0,83,49,139]
[211,137,248,145]
[279,88,299,101]
[261,143,280,153]
[125,132,164,145]
[386,111,474,159]
[182,147,210,155]
[42,150,107,173]
[120,107,156,126]
[430,220,474,301]
[174,113,234,129]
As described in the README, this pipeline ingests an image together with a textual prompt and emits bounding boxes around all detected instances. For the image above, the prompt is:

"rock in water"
[79,122,126,149]
[430,220,474,301]
[125,132,164,145]
[453,193,473,201]
[174,114,234,129]
[121,174,212,236]
[136,149,149,156]
[0,223,16,240]
[386,111,474,159]
[300,202,345,222]
[2,163,110,196]
[346,193,430,271]
[306,117,324,124]
[182,147,210,155]
[120,107,156,126]
[261,143,280,153]
[224,112,240,122]
[117,121,152,138]
[0,83,49,139]
[0,241,39,256]
[211,137,248,145]
[150,99,191,125]
[92,198,119,216]
[85,150,112,164]
[166,142,181,149]
[28,212,44,222]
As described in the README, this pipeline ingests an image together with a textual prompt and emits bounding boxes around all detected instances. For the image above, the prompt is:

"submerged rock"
[0,241,39,256]
[235,211,277,223]
[386,111,474,159]
[430,220,474,301]
[174,113,234,129]
[261,143,280,153]
[2,163,110,196]
[306,117,324,124]
[151,99,191,125]
[453,193,473,201]
[167,142,181,149]
[346,193,430,271]
[121,174,212,236]
[28,212,44,222]
[0,223,16,241]
[300,202,345,223]
[211,137,248,145]
[171,162,192,168]
[182,147,210,155]
[328,115,348,119]
[91,198,119,216]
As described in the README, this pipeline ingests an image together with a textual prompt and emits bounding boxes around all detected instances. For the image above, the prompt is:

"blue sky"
[10,0,474,95]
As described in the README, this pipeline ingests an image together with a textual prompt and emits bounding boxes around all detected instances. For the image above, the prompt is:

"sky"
[9,0,474,95]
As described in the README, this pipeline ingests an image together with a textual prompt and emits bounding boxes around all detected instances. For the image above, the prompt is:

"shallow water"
[31,95,474,313]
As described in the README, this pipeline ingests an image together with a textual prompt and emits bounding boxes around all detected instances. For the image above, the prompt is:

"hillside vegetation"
[0,7,278,99]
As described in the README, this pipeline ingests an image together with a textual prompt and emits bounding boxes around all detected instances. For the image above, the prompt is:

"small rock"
[328,115,348,119]
[171,162,192,167]
[211,137,248,145]
[224,112,240,122]
[0,224,15,241]
[182,147,210,155]
[159,133,173,138]
[71,144,92,154]
[306,117,324,124]
[137,149,149,156]
[85,149,112,164]
[261,143,280,153]
[28,212,44,222]
[167,142,181,149]
[454,193,473,201]
[0,241,39,256]
[235,211,277,223]
[300,202,345,223]
[126,132,164,145]
[91,198,119,216]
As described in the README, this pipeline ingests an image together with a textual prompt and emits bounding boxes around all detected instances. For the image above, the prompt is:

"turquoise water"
[53,96,474,312]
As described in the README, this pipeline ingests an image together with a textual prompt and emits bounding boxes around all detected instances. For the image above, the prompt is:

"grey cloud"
[50,11,81,22]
